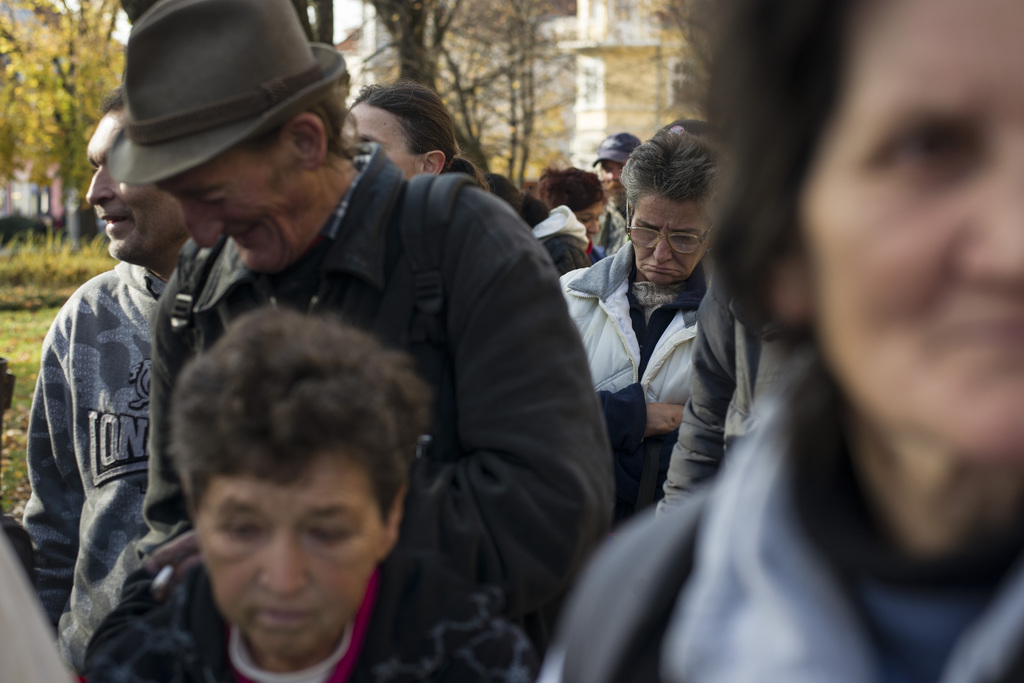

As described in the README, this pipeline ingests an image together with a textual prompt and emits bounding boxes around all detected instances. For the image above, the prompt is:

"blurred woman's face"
[574,200,604,238]
[798,0,1024,463]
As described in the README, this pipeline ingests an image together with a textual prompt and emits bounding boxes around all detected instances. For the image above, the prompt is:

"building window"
[668,57,690,108]
[580,57,605,109]
[614,0,633,22]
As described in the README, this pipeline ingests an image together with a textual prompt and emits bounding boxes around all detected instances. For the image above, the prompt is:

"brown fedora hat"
[108,0,348,185]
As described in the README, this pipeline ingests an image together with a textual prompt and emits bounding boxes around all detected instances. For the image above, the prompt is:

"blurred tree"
[439,0,573,183]
[0,1,124,204]
[655,0,712,116]
[366,0,460,89]
[360,0,572,180]
[119,0,149,22]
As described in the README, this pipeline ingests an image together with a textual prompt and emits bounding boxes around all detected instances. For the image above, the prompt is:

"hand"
[142,530,201,602]
[644,403,685,438]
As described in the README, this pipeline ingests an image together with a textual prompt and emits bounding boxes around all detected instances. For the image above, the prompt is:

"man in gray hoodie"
[22,87,188,672]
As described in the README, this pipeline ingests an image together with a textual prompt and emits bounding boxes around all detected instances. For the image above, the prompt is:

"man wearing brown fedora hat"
[106,0,612,651]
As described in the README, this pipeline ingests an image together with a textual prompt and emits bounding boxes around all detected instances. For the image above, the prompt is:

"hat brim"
[592,153,630,167]
[109,44,347,185]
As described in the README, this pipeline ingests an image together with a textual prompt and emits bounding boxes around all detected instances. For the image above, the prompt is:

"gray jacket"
[658,282,786,511]
[23,262,163,671]
[547,400,1024,683]
[595,203,628,256]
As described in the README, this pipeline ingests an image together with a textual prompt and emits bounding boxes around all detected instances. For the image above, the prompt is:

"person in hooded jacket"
[532,205,593,276]
[537,167,610,264]
[561,131,719,521]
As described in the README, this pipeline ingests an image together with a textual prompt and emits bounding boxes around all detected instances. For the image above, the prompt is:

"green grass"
[1,308,60,515]
[1,232,115,515]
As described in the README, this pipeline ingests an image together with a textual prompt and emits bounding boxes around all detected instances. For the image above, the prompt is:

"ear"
[419,150,446,176]
[378,484,406,561]
[281,112,328,170]
[770,254,814,325]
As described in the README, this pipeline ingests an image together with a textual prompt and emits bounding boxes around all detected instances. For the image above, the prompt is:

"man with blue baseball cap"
[592,132,641,255]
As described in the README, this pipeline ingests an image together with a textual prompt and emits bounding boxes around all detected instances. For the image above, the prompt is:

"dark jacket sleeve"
[659,286,737,511]
[138,257,199,555]
[83,566,158,667]
[400,190,614,619]
[552,493,706,683]
[598,383,647,452]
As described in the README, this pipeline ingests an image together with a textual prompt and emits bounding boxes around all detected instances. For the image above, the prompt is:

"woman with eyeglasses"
[560,130,719,522]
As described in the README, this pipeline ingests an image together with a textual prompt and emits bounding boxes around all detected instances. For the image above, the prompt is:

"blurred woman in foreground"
[543,0,1024,680]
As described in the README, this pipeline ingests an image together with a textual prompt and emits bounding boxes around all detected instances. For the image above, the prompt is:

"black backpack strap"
[372,173,474,462]
[561,492,707,683]
[168,236,228,333]
[400,173,476,344]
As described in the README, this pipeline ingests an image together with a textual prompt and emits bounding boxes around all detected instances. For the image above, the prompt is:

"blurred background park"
[0,0,709,514]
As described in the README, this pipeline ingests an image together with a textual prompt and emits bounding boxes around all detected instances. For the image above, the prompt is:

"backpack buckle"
[169,293,194,331]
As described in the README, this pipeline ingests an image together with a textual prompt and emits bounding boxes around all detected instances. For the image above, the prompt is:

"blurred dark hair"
[244,85,354,161]
[170,308,431,518]
[706,0,857,471]
[620,130,720,219]
[353,80,486,187]
[536,167,604,213]
[520,193,550,228]
[101,86,125,115]
[707,0,852,328]
[485,173,523,214]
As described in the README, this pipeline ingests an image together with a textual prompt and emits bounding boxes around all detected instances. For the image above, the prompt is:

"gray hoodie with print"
[23,261,163,672]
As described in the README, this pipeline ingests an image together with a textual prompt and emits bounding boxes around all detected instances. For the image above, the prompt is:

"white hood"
[532,205,589,247]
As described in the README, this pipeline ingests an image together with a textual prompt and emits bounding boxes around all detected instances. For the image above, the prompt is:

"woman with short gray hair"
[561,129,719,522]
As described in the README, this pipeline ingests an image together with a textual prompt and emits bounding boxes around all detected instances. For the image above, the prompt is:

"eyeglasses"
[627,226,709,254]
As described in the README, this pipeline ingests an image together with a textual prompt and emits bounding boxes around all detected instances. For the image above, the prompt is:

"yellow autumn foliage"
[0,1,124,202]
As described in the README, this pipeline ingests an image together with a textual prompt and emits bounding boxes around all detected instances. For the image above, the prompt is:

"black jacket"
[139,148,613,641]
[86,549,539,682]
[540,234,591,275]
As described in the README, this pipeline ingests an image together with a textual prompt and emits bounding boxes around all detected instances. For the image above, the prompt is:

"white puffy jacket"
[561,244,699,405]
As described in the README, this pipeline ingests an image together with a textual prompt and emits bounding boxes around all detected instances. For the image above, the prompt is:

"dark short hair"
[353,80,486,187]
[708,0,852,327]
[620,130,720,219]
[309,87,354,159]
[101,86,125,116]
[485,173,523,214]
[170,308,431,517]
[536,167,605,213]
[520,193,550,228]
[244,86,354,161]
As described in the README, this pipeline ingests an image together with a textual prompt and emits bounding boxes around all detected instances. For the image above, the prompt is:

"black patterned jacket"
[85,547,538,682]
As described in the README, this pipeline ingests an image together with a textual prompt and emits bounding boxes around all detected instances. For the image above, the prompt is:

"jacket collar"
[320,143,404,288]
[194,144,404,312]
[566,243,708,308]
[566,242,636,300]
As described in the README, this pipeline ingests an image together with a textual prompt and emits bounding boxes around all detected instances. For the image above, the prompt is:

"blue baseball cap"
[592,132,642,166]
